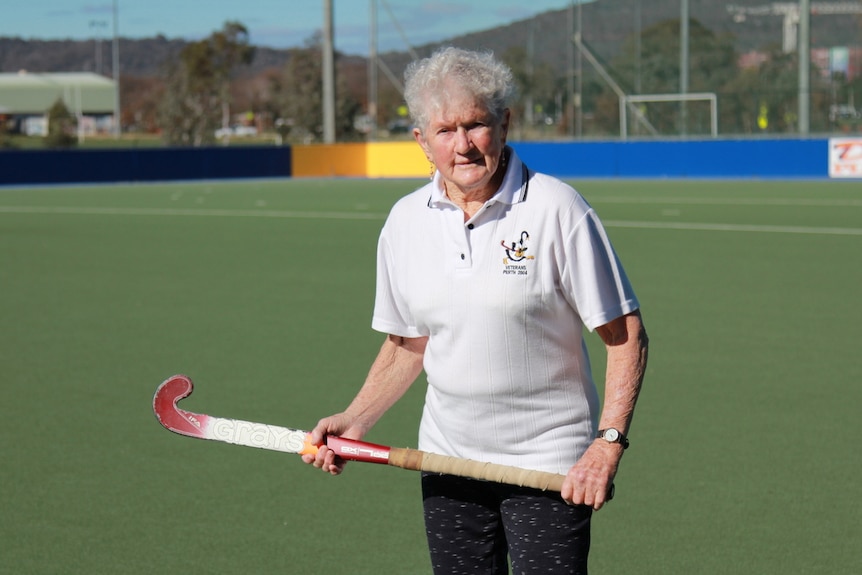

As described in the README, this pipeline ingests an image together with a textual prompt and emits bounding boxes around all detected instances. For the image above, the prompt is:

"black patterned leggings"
[422,473,593,575]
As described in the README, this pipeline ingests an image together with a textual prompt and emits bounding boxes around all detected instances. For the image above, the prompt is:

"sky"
[1,0,581,56]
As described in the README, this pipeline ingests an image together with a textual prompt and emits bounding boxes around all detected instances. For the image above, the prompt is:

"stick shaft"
[155,375,566,492]
[388,447,565,492]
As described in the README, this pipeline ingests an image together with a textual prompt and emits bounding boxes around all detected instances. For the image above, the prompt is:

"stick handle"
[387,447,566,492]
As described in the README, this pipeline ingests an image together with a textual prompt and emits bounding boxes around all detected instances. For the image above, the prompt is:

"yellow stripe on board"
[291,142,427,178]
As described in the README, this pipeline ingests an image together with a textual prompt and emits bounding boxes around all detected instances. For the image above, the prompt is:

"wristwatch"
[597,428,629,449]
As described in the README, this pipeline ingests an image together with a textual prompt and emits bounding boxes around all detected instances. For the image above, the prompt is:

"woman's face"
[414,87,510,198]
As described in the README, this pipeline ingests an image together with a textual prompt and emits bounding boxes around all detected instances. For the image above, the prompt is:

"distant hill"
[2,0,859,77]
[0,35,294,77]
[384,0,861,76]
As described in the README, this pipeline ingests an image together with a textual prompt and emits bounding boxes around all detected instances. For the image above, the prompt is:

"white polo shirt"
[372,149,639,475]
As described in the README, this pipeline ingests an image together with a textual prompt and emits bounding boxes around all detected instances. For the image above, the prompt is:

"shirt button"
[467,223,474,230]
[460,253,465,260]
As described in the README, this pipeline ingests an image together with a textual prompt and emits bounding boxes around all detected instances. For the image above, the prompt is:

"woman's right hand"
[300,413,362,475]
[301,334,427,475]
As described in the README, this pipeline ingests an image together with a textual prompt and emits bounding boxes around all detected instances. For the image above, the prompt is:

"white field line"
[0,205,387,220]
[1,205,861,236]
[591,197,862,207]
[604,220,862,236]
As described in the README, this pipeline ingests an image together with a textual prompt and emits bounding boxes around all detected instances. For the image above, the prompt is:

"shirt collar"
[428,147,529,209]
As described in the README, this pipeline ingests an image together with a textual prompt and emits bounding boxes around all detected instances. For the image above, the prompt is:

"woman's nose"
[453,127,471,153]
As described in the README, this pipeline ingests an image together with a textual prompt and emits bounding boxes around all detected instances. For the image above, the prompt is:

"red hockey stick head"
[152,374,211,438]
[153,374,320,455]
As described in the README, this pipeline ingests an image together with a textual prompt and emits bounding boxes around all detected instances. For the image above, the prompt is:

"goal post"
[621,93,718,139]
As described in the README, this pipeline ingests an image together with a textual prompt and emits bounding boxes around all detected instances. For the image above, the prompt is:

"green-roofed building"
[0,72,117,135]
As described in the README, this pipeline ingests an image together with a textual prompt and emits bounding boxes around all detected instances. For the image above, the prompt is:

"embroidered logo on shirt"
[501,231,535,275]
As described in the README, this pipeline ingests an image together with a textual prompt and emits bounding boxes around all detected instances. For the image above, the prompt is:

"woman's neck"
[443,182,496,220]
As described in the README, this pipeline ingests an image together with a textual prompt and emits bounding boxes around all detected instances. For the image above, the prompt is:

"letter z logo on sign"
[829,138,862,178]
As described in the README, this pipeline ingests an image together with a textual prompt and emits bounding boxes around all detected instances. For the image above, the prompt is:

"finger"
[317,446,342,474]
[325,453,345,475]
[587,482,617,510]
[310,445,331,469]
[310,425,327,446]
[563,483,586,507]
[563,469,589,505]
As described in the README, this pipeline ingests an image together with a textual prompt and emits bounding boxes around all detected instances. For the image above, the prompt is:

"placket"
[457,202,502,270]
[452,210,474,270]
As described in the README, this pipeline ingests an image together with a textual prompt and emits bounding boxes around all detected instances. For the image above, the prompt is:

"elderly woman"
[303,47,648,574]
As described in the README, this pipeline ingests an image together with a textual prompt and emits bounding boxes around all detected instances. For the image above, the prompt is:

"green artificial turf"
[1,178,860,574]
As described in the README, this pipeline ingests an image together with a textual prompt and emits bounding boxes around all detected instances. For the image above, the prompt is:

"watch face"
[604,429,620,442]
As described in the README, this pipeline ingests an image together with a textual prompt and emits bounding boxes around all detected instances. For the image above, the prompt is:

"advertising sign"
[829,138,862,178]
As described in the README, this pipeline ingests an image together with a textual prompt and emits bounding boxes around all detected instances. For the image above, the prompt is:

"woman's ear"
[500,108,511,144]
[413,127,432,161]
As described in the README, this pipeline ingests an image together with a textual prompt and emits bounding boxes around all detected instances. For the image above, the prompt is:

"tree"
[210,22,256,129]
[0,114,16,149]
[593,18,738,136]
[158,21,255,146]
[502,45,559,138]
[122,76,165,133]
[720,45,830,134]
[831,69,862,132]
[44,98,77,148]
[272,33,361,143]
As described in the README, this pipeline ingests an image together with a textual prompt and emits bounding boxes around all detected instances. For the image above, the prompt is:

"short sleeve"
[560,209,639,331]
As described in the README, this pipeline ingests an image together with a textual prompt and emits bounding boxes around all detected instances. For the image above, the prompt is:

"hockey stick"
[153,374,566,492]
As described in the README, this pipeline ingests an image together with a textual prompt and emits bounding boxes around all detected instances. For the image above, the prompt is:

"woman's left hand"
[561,440,624,510]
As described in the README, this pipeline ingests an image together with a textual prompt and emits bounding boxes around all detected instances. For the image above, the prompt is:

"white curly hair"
[403,47,516,133]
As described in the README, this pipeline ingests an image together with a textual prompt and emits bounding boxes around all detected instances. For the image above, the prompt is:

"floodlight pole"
[368,0,378,141]
[576,0,583,138]
[89,20,107,75]
[798,0,810,134]
[322,0,336,143]
[680,0,689,136]
[525,22,535,127]
[112,0,120,139]
[566,2,574,137]
[635,0,642,94]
